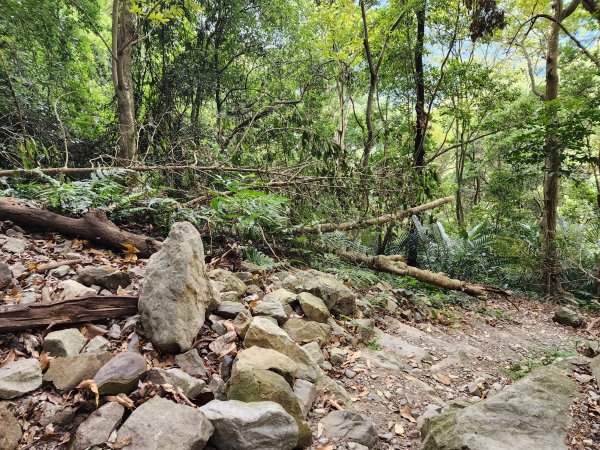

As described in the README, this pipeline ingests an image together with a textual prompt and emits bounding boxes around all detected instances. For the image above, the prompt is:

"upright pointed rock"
[138,222,217,353]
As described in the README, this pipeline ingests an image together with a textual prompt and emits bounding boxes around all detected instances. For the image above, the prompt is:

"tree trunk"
[112,0,137,161]
[0,296,138,333]
[540,1,563,295]
[413,0,427,173]
[0,199,161,257]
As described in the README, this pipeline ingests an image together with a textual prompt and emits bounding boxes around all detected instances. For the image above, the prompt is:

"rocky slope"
[0,221,599,449]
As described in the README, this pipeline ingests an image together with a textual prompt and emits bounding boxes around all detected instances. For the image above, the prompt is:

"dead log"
[336,250,512,298]
[0,199,161,257]
[297,197,453,234]
[0,296,138,333]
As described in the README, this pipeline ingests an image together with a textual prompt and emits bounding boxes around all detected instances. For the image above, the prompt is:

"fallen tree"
[0,199,161,257]
[297,196,453,234]
[335,250,512,299]
[0,296,138,333]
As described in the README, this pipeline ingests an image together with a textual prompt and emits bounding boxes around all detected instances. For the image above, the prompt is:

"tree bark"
[112,0,137,161]
[0,199,161,257]
[0,296,138,333]
[413,0,427,173]
[297,196,452,234]
[336,250,511,298]
[540,1,563,295]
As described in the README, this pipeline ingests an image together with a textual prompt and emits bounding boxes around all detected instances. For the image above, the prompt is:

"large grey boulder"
[320,410,377,448]
[0,403,22,450]
[116,395,213,450]
[227,369,312,448]
[283,269,356,316]
[421,359,581,450]
[200,400,298,450]
[552,306,583,328]
[283,318,331,347]
[138,222,217,353]
[0,359,42,399]
[75,402,124,450]
[43,328,87,357]
[232,346,298,385]
[243,317,318,381]
[43,352,113,390]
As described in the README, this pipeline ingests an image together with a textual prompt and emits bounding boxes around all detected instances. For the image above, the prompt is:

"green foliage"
[502,347,578,381]
[242,247,276,269]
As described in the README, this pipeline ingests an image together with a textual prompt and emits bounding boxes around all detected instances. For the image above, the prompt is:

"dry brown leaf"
[76,379,100,406]
[106,394,135,409]
[400,405,416,423]
[0,349,16,368]
[86,323,109,339]
[109,435,133,449]
[394,422,405,436]
[120,243,140,262]
[435,372,452,386]
[38,351,52,372]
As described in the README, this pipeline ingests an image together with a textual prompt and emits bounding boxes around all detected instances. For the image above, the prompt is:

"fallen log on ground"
[0,296,138,333]
[297,197,453,234]
[336,250,512,299]
[0,199,161,257]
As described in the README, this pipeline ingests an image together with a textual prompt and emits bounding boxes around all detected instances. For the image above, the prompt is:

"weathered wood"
[0,199,161,257]
[0,296,138,333]
[298,197,453,234]
[336,250,512,299]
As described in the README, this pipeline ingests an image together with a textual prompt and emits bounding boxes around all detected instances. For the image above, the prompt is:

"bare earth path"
[315,298,599,449]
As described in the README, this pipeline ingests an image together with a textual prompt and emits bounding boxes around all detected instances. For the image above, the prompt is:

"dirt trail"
[319,298,597,449]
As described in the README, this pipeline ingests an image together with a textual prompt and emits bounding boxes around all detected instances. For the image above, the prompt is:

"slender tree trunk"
[407,0,427,267]
[413,0,427,173]
[0,52,27,137]
[112,0,137,161]
[540,1,563,295]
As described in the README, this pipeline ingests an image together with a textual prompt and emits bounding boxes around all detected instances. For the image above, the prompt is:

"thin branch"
[516,41,545,99]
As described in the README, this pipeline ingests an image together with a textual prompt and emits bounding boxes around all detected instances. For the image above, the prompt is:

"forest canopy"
[0,0,599,302]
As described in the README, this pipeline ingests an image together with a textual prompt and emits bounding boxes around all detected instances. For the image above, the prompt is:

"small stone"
[211,320,228,336]
[320,410,377,448]
[293,379,317,417]
[146,368,210,399]
[43,328,87,357]
[76,266,132,291]
[2,238,26,254]
[251,301,288,325]
[75,402,124,450]
[0,359,42,399]
[44,352,113,390]
[552,306,583,328]
[209,269,247,297]
[83,336,110,353]
[221,355,234,382]
[329,348,347,365]
[39,402,76,426]
[245,285,263,295]
[216,301,247,319]
[467,382,479,395]
[345,369,357,379]
[0,262,13,289]
[575,373,593,383]
[354,318,375,344]
[0,403,22,450]
[233,310,252,339]
[57,280,97,301]
[283,318,331,347]
[175,349,208,378]
[262,288,297,305]
[348,443,369,450]
[93,352,148,395]
[116,395,214,450]
[48,265,70,278]
[234,271,253,282]
[200,399,298,450]
[108,324,121,339]
[301,342,325,367]
[232,346,298,385]
[298,292,330,323]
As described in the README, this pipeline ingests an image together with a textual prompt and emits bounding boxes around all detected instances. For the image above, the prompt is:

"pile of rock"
[0,221,378,450]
